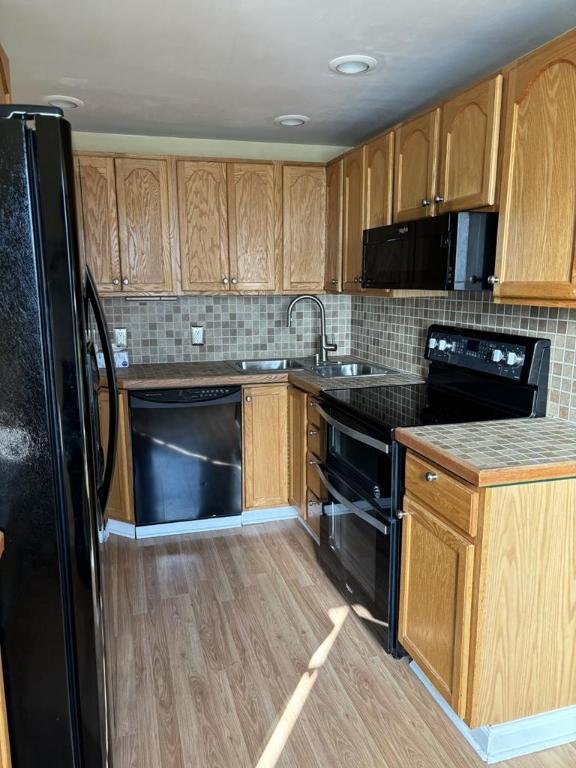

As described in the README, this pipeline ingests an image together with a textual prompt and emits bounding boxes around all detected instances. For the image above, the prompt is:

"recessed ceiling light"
[43,95,85,110]
[274,114,310,127]
[329,55,378,75]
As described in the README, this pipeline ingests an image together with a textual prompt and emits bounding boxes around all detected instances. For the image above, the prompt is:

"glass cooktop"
[323,383,430,432]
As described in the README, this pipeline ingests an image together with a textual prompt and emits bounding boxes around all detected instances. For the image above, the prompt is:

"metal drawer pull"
[397,511,411,519]
[245,395,252,402]
[308,429,318,436]
[421,198,431,207]
[487,275,500,285]
[425,472,438,482]
[309,458,320,465]
[433,194,444,203]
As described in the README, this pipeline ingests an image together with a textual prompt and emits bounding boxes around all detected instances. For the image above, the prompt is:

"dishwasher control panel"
[130,386,241,404]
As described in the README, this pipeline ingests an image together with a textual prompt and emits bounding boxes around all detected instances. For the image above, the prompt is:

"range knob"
[428,337,439,350]
[491,349,504,363]
[506,351,524,366]
[438,339,453,352]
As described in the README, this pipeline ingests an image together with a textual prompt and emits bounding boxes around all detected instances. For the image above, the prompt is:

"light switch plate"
[191,325,205,345]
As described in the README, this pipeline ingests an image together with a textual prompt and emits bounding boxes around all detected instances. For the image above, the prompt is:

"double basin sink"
[230,358,395,378]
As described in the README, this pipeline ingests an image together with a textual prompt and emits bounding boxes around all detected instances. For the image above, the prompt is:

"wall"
[351,293,576,422]
[102,294,351,365]
[72,131,349,162]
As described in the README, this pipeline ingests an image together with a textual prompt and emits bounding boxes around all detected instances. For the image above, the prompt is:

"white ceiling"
[2,0,576,145]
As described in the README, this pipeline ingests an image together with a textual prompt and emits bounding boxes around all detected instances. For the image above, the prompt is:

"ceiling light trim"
[273,114,311,127]
[43,94,85,109]
[329,55,378,75]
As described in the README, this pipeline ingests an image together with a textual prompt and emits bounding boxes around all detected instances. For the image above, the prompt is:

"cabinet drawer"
[307,397,322,429]
[306,452,323,499]
[405,452,478,536]
[306,489,322,537]
[307,422,324,458]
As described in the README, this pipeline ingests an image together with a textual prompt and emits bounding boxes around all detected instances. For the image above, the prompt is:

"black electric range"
[312,325,551,655]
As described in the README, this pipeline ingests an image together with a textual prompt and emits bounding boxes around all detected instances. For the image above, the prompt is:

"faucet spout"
[286,295,337,364]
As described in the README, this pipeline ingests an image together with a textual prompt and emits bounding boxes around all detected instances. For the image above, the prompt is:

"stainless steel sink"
[313,362,395,378]
[231,358,305,372]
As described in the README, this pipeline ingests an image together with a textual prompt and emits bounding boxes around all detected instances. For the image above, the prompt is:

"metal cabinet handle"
[433,194,444,203]
[245,395,252,402]
[122,278,129,285]
[308,458,320,465]
[309,400,316,408]
[231,278,238,285]
[421,198,431,207]
[487,275,500,285]
[222,277,229,285]
[397,511,411,519]
[308,429,318,436]
[331,278,337,285]
[353,276,359,283]
[425,472,438,482]
[112,278,120,285]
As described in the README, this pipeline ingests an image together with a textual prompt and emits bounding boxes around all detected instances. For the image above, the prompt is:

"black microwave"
[362,211,498,291]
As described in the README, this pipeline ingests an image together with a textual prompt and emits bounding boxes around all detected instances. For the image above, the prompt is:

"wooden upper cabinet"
[282,165,326,293]
[115,158,174,293]
[75,156,121,292]
[364,131,394,229]
[0,44,10,104]
[438,75,503,213]
[177,160,229,292]
[342,146,366,291]
[394,109,440,222]
[227,162,278,291]
[399,495,475,718]
[324,160,343,292]
[494,30,576,305]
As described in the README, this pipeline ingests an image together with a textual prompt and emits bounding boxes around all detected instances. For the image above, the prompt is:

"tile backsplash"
[351,293,576,422]
[102,294,351,364]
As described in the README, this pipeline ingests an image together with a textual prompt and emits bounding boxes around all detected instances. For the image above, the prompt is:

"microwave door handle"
[314,464,389,536]
[314,403,390,454]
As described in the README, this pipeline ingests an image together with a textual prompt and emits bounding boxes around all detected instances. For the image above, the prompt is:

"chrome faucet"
[286,295,337,364]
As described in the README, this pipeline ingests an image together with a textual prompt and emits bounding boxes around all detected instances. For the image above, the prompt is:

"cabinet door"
[98,390,134,523]
[75,156,121,293]
[115,158,174,293]
[288,386,307,517]
[438,75,502,213]
[342,147,365,291]
[324,160,343,292]
[494,31,576,304]
[177,160,229,292]
[0,43,10,104]
[399,495,474,718]
[228,163,278,291]
[364,131,394,229]
[282,165,326,292]
[243,384,288,510]
[394,109,440,222]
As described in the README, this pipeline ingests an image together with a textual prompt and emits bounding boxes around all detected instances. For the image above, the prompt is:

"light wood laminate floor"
[106,520,576,768]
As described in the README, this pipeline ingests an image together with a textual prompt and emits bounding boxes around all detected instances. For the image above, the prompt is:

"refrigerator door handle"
[85,267,118,514]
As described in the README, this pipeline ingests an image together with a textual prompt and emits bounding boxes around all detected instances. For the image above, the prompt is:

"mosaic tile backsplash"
[102,294,351,364]
[351,292,576,423]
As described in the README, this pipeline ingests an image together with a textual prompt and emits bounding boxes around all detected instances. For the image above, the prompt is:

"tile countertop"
[113,357,424,394]
[396,418,576,487]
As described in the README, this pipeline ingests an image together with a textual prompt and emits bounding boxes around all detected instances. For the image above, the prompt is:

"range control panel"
[425,327,534,381]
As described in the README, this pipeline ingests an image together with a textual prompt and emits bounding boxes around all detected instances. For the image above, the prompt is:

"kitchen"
[1,2,576,766]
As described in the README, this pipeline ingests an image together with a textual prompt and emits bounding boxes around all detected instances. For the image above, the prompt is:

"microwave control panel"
[426,331,529,380]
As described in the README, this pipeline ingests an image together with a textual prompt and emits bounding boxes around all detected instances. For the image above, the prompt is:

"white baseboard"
[241,506,298,525]
[297,515,320,544]
[135,515,242,539]
[411,661,576,763]
[107,519,136,539]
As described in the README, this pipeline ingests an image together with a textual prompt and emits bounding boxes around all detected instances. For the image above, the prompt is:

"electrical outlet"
[113,328,127,347]
[191,325,205,345]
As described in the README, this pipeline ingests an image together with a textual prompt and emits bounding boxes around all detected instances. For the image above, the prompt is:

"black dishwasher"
[130,387,242,525]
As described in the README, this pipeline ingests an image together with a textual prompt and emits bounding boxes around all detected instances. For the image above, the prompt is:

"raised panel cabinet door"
[228,162,278,291]
[324,160,343,292]
[288,386,307,517]
[98,390,134,523]
[399,495,475,718]
[394,109,440,222]
[0,43,11,104]
[115,157,174,293]
[438,75,503,213]
[75,156,121,292]
[243,384,289,510]
[342,146,365,291]
[177,160,230,292]
[364,131,394,229]
[494,31,576,304]
[282,165,326,292]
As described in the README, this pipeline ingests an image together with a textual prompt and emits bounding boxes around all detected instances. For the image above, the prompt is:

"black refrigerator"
[0,106,119,766]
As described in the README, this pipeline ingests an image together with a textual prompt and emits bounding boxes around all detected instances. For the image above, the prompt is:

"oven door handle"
[313,402,390,454]
[314,464,389,536]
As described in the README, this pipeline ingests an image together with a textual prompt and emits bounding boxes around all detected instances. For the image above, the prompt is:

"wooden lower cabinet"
[98,389,134,523]
[242,384,288,510]
[399,450,576,728]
